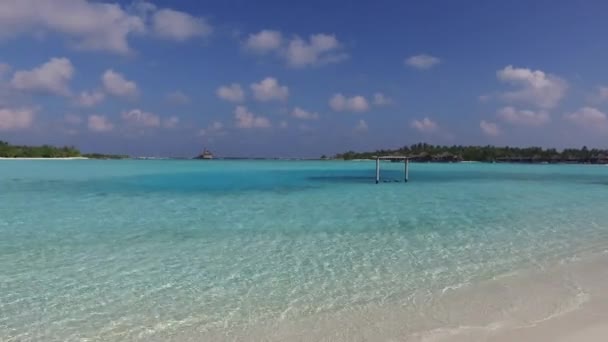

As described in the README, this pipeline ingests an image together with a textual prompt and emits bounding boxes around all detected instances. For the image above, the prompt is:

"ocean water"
[1,160,608,341]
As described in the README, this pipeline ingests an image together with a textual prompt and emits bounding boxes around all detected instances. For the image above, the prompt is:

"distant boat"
[195,149,214,160]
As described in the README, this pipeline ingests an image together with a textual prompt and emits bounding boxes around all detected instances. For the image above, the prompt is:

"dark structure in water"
[194,149,214,160]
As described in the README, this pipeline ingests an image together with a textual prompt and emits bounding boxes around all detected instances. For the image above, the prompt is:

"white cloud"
[250,77,288,102]
[291,107,319,120]
[152,8,212,41]
[405,54,441,70]
[589,86,608,104]
[122,109,160,127]
[285,34,347,68]
[88,114,113,132]
[480,120,500,136]
[234,105,271,128]
[373,92,392,106]
[0,0,146,55]
[166,90,190,105]
[496,65,567,109]
[11,57,74,96]
[199,120,224,136]
[0,1,212,54]
[74,90,105,107]
[102,69,138,99]
[162,116,180,128]
[411,117,438,132]
[279,120,288,129]
[354,119,368,133]
[244,29,282,53]
[0,107,35,130]
[243,30,347,68]
[329,93,370,113]
[564,107,607,130]
[216,83,245,103]
[497,106,549,126]
[131,0,157,15]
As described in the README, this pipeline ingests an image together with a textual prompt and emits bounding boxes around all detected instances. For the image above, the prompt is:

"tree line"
[0,140,127,159]
[0,140,80,158]
[334,143,608,163]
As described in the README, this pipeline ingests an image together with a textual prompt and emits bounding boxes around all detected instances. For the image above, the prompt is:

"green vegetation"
[0,140,80,158]
[335,143,608,164]
[82,153,129,160]
[0,140,128,159]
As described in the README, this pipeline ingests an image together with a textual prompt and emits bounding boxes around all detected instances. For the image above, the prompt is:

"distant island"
[3,140,608,164]
[81,153,130,160]
[0,140,127,159]
[335,143,608,164]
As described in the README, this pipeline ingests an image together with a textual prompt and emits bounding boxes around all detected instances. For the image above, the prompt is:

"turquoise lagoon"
[1,160,608,341]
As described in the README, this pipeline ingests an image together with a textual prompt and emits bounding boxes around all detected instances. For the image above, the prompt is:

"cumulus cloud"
[216,83,245,103]
[480,120,500,136]
[291,107,319,120]
[122,109,160,127]
[0,0,146,55]
[285,34,348,67]
[373,92,392,106]
[74,90,105,107]
[165,90,190,105]
[0,0,212,54]
[162,116,180,128]
[102,69,138,99]
[354,119,368,133]
[589,86,608,104]
[0,107,35,130]
[405,54,441,70]
[329,93,370,113]
[234,105,271,128]
[497,65,567,109]
[411,117,438,132]
[243,30,347,68]
[152,9,212,41]
[564,107,607,130]
[250,77,289,102]
[88,114,113,132]
[497,106,549,126]
[244,29,282,53]
[11,57,74,96]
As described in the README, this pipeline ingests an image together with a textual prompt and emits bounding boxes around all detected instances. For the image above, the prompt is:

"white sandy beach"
[411,251,608,342]
[428,252,608,342]
[431,299,608,341]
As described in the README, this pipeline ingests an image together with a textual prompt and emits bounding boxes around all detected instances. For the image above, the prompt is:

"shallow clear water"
[1,160,608,341]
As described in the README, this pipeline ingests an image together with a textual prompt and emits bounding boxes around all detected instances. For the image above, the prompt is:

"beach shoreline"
[150,251,608,342]
[431,253,608,342]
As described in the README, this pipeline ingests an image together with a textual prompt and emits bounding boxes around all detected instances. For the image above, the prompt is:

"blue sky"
[1,0,608,157]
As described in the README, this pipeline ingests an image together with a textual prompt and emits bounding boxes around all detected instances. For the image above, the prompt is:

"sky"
[1,0,608,158]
